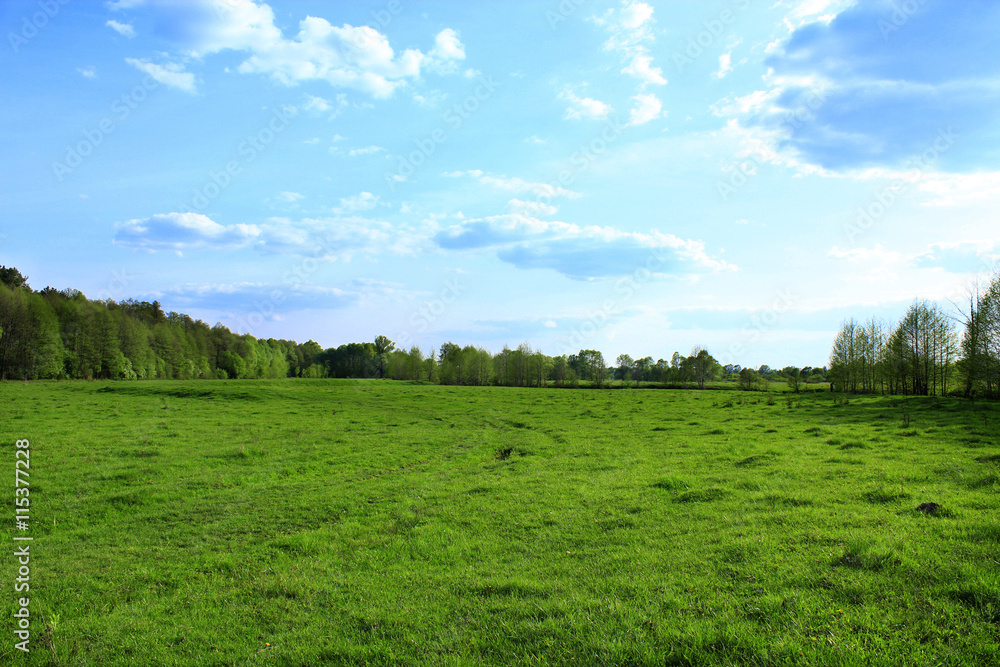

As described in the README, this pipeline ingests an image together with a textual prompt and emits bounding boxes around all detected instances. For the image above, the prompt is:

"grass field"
[2,380,999,666]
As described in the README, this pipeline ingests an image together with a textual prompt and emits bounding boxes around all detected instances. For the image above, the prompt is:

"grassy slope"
[1,380,998,666]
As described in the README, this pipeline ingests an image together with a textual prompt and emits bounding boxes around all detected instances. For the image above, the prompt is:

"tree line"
[828,267,1000,398]
[0,265,825,388]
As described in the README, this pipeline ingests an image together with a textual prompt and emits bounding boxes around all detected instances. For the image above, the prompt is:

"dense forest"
[8,263,1000,397]
[0,265,826,389]
[828,266,1000,398]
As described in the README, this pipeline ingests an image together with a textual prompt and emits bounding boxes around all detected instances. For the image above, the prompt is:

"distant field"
[2,380,999,666]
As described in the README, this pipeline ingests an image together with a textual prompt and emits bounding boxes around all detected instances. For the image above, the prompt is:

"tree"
[437,342,463,385]
[0,266,29,290]
[785,367,801,393]
[616,354,634,384]
[688,347,720,389]
[889,301,956,396]
[373,335,395,378]
[957,268,1000,398]
[405,346,424,381]
[576,349,607,387]
[635,356,652,388]
[668,351,683,383]
[829,318,859,393]
[738,367,758,391]
[552,355,569,387]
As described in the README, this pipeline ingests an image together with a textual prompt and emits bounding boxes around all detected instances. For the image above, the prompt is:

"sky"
[2,0,999,369]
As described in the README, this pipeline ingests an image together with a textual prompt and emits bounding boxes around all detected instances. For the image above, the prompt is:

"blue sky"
[2,0,999,368]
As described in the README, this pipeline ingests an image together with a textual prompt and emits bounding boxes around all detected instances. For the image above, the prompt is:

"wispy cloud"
[346,145,384,157]
[593,1,665,89]
[114,212,429,261]
[628,93,663,126]
[125,58,197,94]
[444,170,581,199]
[714,52,733,79]
[106,19,135,38]
[622,54,666,87]
[333,192,379,214]
[559,88,613,120]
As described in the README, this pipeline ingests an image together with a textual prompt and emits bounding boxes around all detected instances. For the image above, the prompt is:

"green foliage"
[0,278,321,381]
[831,298,963,396]
[738,367,759,391]
[0,264,29,289]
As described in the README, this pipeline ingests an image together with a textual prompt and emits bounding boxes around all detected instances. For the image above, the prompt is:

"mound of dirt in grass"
[916,502,942,515]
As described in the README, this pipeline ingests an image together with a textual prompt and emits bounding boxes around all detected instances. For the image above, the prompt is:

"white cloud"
[594,1,665,89]
[715,52,733,79]
[628,93,663,126]
[783,0,857,28]
[106,0,147,10]
[622,54,666,88]
[413,89,446,108]
[594,1,655,51]
[828,244,905,266]
[114,212,259,253]
[115,211,430,261]
[125,58,197,94]
[304,96,330,113]
[106,19,136,38]
[276,191,304,203]
[424,28,466,74]
[257,216,429,260]
[334,192,379,214]
[448,170,581,200]
[111,1,466,98]
[77,67,96,79]
[347,145,384,157]
[507,199,558,217]
[559,89,613,121]
[435,214,735,280]
[915,172,1000,208]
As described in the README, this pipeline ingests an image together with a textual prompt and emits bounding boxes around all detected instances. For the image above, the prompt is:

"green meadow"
[2,380,999,666]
